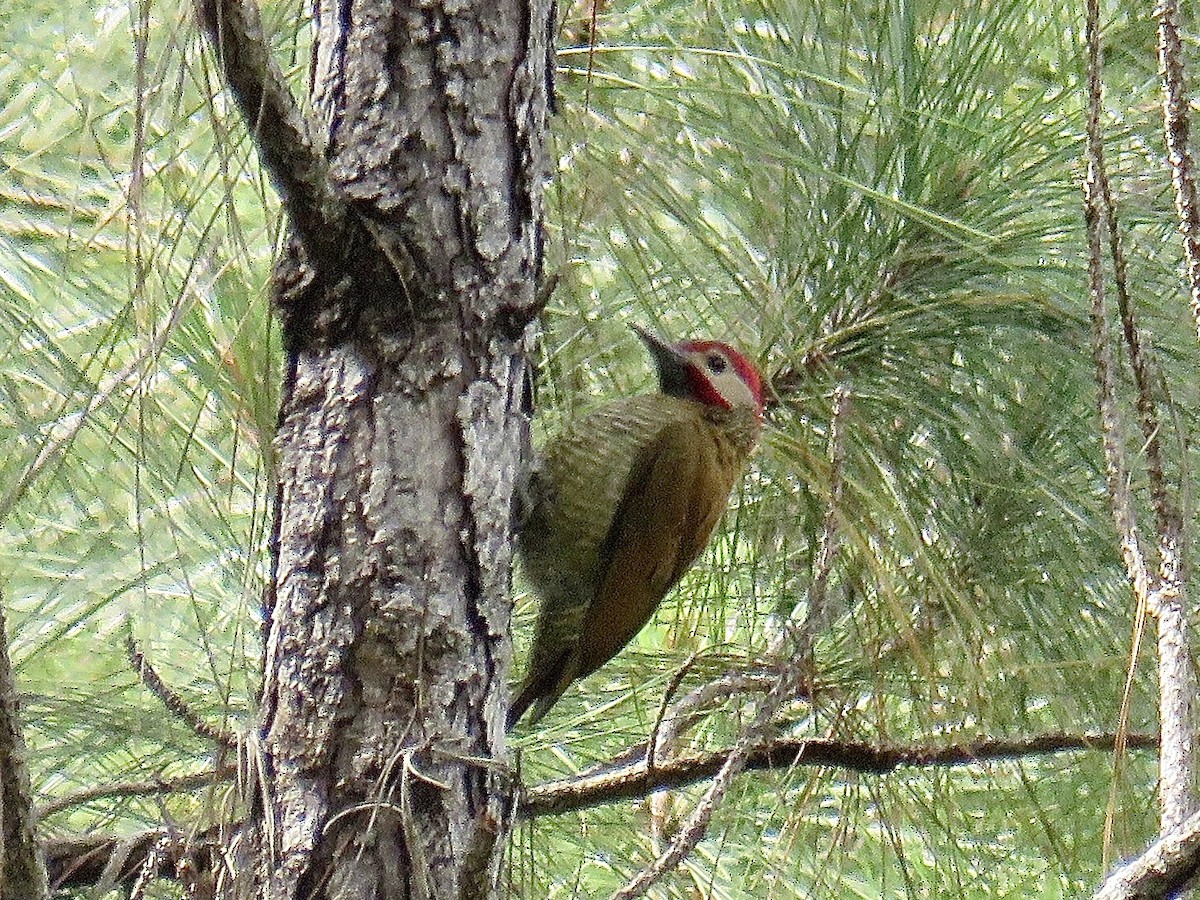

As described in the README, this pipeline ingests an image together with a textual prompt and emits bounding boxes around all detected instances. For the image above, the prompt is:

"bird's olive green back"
[513,394,754,724]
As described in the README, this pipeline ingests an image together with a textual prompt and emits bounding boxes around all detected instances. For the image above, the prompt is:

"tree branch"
[39,730,1153,828]
[1151,0,1200,833]
[125,629,238,751]
[1082,0,1159,858]
[1155,0,1200,348]
[193,0,426,352]
[30,730,1157,891]
[525,731,1157,819]
[193,0,344,259]
[1084,0,1197,839]
[1095,807,1200,900]
[43,826,223,894]
[35,765,239,822]
[1082,0,1154,682]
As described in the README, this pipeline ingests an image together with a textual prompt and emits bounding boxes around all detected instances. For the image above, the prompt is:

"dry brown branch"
[1095,806,1200,900]
[34,765,238,822]
[124,629,238,750]
[35,731,1158,891]
[28,734,1166,897]
[43,826,223,893]
[523,731,1159,819]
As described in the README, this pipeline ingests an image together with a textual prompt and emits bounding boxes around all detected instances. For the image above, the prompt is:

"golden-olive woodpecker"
[508,326,765,729]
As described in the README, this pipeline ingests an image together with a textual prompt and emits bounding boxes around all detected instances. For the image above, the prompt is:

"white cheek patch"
[714,371,758,409]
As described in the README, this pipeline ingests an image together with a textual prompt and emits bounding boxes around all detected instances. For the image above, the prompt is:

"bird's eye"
[706,353,727,374]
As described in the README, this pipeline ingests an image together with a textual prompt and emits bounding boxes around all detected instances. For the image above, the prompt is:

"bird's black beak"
[632,324,691,398]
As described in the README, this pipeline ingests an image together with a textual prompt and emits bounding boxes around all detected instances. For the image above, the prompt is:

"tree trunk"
[0,602,49,900]
[235,2,550,897]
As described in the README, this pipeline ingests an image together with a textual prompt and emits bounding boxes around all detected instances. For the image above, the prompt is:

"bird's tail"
[506,650,574,731]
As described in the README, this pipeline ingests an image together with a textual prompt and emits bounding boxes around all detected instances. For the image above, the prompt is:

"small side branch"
[193,0,346,261]
[35,765,238,822]
[1095,807,1200,900]
[125,629,238,751]
[524,731,1158,819]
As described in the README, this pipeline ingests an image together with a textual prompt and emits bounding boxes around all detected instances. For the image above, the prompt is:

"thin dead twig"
[125,628,238,751]
[35,766,238,822]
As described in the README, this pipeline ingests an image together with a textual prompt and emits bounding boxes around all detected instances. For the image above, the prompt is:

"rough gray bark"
[1095,807,1200,899]
[1152,0,1200,833]
[210,1,550,898]
[1083,0,1197,841]
[0,602,50,900]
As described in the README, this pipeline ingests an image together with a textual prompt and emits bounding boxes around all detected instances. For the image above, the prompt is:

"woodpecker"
[508,326,765,729]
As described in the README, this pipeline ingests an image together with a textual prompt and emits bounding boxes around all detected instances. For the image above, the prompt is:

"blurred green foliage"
[0,0,1193,896]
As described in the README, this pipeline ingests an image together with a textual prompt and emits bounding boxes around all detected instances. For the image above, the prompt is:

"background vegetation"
[1,0,1194,895]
